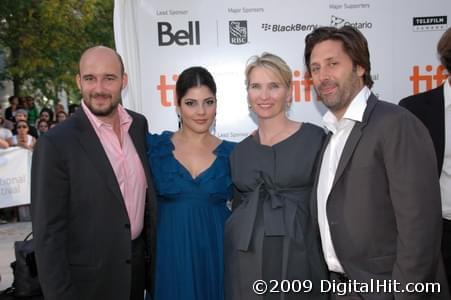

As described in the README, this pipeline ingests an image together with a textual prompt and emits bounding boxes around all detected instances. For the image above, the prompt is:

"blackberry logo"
[261,23,271,31]
[412,16,447,32]
[261,23,317,32]
[330,15,372,29]
[229,21,248,45]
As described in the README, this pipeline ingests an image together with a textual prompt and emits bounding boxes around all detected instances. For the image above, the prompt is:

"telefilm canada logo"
[261,23,318,32]
[229,20,248,45]
[330,15,372,29]
[412,16,447,32]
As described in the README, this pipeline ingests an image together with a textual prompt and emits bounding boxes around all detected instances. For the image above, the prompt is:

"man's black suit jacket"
[31,107,157,300]
[399,84,445,174]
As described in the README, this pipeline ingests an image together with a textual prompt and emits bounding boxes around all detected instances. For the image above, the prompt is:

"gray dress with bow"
[224,123,328,300]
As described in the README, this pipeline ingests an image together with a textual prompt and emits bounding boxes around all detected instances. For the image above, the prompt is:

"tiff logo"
[157,70,320,107]
[410,65,447,94]
[229,21,248,45]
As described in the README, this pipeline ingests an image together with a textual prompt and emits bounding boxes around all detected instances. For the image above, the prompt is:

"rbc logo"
[229,21,248,45]
[157,21,200,46]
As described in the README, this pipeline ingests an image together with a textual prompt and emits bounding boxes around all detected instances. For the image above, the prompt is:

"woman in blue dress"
[147,66,234,300]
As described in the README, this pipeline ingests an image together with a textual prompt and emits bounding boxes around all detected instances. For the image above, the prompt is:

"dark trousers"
[329,272,362,300]
[442,219,451,293]
[130,235,146,300]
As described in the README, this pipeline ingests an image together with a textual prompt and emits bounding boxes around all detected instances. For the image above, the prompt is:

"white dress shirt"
[441,77,451,219]
[317,86,371,273]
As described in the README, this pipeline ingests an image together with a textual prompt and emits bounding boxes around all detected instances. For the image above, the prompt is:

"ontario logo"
[330,15,372,29]
[412,16,447,32]
[229,20,248,45]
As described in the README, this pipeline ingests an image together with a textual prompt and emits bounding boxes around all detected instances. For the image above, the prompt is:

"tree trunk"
[13,77,22,96]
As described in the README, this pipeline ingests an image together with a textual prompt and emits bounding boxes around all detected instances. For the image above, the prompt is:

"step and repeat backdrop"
[116,0,449,140]
[1,0,449,208]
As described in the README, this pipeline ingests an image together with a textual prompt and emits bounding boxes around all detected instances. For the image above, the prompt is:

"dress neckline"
[252,122,307,148]
[167,131,225,181]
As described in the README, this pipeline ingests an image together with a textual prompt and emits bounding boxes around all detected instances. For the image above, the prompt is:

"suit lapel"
[331,93,378,188]
[311,131,333,223]
[425,85,445,171]
[73,109,125,206]
[127,112,151,184]
[331,126,363,188]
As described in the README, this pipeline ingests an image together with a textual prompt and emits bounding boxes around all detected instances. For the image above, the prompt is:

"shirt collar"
[444,76,451,109]
[81,101,132,129]
[322,86,371,133]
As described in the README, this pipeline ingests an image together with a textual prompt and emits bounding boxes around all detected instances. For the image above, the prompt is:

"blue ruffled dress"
[147,131,235,300]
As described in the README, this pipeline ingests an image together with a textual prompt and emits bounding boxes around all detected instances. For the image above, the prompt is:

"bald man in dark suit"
[31,46,157,300]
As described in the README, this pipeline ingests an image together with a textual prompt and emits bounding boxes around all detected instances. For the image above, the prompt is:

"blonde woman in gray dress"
[224,53,328,300]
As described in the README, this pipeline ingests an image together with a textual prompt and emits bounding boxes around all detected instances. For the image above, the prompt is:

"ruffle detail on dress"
[147,131,174,157]
[147,131,183,195]
[201,140,235,194]
[147,132,235,197]
[215,140,236,158]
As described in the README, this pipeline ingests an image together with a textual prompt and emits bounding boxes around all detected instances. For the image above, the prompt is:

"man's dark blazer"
[399,84,451,294]
[31,107,157,300]
[399,84,445,175]
[312,94,448,300]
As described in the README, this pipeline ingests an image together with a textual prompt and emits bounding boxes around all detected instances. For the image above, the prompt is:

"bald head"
[76,45,128,120]
[78,46,125,75]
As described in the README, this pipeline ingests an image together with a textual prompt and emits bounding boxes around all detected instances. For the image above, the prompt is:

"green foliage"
[0,0,115,104]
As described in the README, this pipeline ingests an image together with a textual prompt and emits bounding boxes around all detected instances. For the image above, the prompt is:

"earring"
[248,104,252,109]
[210,119,216,136]
[285,101,292,117]
[177,114,182,129]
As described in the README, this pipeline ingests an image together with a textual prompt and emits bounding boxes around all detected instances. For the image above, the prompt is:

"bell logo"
[157,21,200,46]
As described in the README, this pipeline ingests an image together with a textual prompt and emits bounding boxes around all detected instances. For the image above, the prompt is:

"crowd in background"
[0,95,79,223]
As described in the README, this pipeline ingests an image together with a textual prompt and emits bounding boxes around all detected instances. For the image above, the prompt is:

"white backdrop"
[114,0,450,141]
